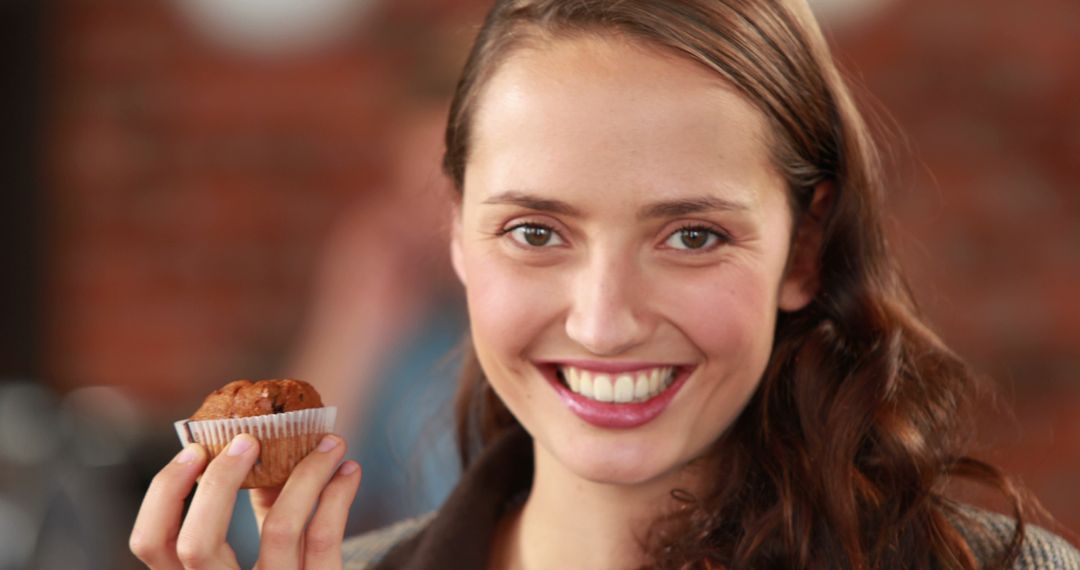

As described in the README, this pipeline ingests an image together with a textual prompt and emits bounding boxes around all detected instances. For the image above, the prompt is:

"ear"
[449,202,467,287]
[778,182,832,312]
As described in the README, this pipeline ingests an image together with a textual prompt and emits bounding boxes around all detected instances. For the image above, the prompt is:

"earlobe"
[779,182,833,312]
[778,271,817,312]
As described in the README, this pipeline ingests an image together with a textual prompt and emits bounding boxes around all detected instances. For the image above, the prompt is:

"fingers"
[249,486,283,534]
[303,461,362,569]
[130,444,207,570]
[175,434,259,569]
[257,435,348,570]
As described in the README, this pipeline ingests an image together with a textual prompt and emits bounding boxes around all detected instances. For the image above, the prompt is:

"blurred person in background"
[202,102,468,565]
[283,105,466,532]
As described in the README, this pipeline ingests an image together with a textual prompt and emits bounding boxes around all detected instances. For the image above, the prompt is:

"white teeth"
[614,375,634,403]
[579,372,593,398]
[634,374,649,401]
[559,365,678,404]
[593,374,613,402]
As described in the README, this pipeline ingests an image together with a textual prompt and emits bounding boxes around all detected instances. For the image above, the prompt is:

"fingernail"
[175,445,199,464]
[339,461,359,475]
[316,435,339,453]
[227,434,255,456]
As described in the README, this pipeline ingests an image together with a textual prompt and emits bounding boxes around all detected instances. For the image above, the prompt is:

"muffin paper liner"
[174,407,337,488]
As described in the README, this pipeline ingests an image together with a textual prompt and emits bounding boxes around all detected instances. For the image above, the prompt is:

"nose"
[564,252,652,356]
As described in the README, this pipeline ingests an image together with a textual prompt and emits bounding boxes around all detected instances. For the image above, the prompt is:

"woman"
[130,0,1080,568]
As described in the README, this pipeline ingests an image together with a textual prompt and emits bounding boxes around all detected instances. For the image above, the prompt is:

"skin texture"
[451,35,822,569]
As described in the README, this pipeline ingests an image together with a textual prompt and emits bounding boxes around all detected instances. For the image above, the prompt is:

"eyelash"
[663,224,731,253]
[496,222,564,248]
[495,222,731,252]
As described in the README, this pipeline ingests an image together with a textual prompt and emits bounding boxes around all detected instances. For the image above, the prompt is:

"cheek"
[462,249,565,364]
[662,264,779,359]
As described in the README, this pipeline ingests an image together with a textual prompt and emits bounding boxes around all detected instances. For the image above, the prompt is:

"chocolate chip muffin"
[189,379,323,420]
[175,379,336,488]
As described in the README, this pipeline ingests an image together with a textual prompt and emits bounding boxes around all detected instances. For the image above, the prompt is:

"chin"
[552,436,682,487]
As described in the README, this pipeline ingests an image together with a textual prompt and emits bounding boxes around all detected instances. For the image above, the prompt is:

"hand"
[130,434,361,569]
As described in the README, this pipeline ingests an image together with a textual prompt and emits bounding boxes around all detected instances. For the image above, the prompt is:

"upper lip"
[537,359,687,374]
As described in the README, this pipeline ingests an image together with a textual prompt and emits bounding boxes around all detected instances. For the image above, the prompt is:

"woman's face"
[451,35,816,486]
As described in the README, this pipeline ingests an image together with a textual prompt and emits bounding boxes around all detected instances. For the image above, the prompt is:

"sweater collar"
[378,425,533,570]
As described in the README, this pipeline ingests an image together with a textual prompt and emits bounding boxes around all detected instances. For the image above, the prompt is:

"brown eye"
[523,226,551,246]
[508,224,564,248]
[680,228,709,249]
[664,226,722,251]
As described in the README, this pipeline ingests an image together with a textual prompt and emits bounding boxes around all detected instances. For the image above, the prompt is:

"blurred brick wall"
[829,0,1080,535]
[43,0,473,406]
[43,0,1078,536]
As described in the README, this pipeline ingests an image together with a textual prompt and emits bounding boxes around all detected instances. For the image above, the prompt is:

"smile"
[541,362,693,429]
[557,365,676,403]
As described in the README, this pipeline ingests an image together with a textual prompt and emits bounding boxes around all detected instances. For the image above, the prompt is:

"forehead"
[466,33,781,206]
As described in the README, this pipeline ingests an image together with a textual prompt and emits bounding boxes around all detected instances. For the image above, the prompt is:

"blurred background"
[0,0,1077,567]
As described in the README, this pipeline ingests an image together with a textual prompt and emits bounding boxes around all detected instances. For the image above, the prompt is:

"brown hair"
[442,1,1026,568]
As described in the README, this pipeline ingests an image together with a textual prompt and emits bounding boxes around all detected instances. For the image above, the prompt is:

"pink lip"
[540,364,694,429]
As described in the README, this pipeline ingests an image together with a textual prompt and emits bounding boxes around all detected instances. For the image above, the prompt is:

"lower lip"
[544,366,692,429]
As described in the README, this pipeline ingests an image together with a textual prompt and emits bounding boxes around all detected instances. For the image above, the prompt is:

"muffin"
[174,379,337,488]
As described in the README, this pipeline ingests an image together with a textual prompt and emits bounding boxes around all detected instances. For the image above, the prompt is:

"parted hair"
[442,1,1027,568]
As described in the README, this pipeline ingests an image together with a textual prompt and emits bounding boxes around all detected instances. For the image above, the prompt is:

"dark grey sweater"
[342,429,1079,569]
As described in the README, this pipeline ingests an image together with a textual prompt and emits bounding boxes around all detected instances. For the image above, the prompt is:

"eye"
[663,225,726,251]
[505,223,565,248]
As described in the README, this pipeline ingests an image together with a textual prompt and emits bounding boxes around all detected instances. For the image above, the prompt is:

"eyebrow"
[637,196,750,219]
[482,191,583,216]
[482,190,751,219]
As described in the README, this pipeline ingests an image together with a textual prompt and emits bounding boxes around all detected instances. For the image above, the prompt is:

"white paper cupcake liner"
[174,406,337,487]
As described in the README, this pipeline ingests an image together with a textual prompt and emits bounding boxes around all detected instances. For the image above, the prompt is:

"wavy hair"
[442,1,1027,567]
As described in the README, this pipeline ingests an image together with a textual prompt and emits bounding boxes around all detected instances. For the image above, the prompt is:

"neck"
[491,441,709,570]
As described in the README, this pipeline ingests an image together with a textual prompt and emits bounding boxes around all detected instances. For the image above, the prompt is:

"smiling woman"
[129,0,1080,569]
[453,35,815,496]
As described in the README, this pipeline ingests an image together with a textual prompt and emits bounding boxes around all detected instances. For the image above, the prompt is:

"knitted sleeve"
[341,512,435,569]
[951,505,1080,569]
